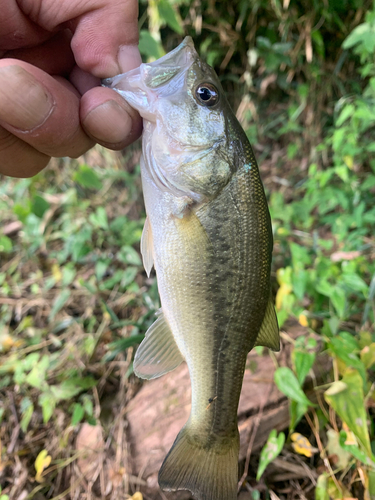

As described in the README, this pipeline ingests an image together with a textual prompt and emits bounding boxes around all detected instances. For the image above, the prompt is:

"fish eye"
[195,83,219,107]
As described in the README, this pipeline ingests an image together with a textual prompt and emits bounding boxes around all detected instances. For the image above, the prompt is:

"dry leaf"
[291,432,318,457]
[34,449,52,482]
[76,423,104,481]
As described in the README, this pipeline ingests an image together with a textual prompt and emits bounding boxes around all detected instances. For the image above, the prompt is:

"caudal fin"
[158,426,239,500]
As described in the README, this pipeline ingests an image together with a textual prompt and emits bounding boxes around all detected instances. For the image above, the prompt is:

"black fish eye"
[195,83,219,107]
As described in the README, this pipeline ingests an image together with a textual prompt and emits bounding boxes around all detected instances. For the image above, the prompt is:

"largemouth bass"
[103,37,279,500]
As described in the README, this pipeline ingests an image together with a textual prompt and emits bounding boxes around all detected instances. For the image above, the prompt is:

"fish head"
[103,37,238,200]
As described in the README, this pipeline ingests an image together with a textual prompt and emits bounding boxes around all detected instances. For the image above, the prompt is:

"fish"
[102,36,279,500]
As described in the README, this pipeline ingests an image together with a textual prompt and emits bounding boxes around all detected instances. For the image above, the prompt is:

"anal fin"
[141,216,154,277]
[254,296,280,351]
[134,310,184,380]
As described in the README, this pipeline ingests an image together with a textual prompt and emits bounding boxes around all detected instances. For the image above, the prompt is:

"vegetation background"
[0,0,375,499]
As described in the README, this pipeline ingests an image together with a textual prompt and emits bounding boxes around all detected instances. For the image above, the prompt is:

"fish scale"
[103,36,279,500]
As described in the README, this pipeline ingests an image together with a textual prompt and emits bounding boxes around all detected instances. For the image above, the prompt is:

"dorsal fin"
[141,217,154,277]
[254,296,280,351]
[134,310,184,379]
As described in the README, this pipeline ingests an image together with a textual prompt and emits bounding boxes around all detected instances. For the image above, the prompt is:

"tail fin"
[158,425,239,500]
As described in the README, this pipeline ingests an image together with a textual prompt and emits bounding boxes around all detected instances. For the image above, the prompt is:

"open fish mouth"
[102,37,198,121]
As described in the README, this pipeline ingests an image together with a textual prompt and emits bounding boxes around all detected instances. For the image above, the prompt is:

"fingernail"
[118,45,142,73]
[0,66,54,130]
[83,100,132,144]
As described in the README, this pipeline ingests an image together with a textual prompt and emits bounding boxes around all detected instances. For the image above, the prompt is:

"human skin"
[0,0,143,178]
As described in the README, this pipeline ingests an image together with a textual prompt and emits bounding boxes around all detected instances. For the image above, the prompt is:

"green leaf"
[73,165,102,190]
[157,0,184,34]
[330,287,346,319]
[49,289,71,321]
[20,397,34,433]
[0,235,13,253]
[339,431,375,467]
[25,355,49,390]
[71,403,85,425]
[31,194,50,218]
[315,473,329,500]
[89,207,108,229]
[274,367,315,407]
[117,246,142,266]
[256,429,285,480]
[292,347,316,386]
[39,392,56,423]
[325,370,372,457]
[290,400,308,431]
[139,30,164,60]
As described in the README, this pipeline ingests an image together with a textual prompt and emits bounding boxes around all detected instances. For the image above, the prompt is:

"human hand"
[0,0,142,178]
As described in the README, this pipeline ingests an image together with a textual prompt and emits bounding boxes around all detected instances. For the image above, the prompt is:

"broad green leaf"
[39,392,56,423]
[361,343,375,369]
[292,348,316,386]
[330,287,346,319]
[89,207,108,229]
[325,370,372,457]
[49,289,70,321]
[20,397,34,433]
[274,367,315,407]
[289,400,308,431]
[315,473,329,500]
[71,403,85,425]
[73,165,102,190]
[256,429,285,480]
[0,235,12,253]
[157,0,183,34]
[25,355,49,390]
[31,194,50,218]
[139,30,164,60]
[339,431,375,467]
[117,246,142,266]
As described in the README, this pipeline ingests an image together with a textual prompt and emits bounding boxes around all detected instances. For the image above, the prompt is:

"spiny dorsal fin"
[141,216,154,277]
[134,310,184,380]
[254,296,280,351]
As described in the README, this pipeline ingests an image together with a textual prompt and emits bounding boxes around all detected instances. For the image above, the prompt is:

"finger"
[17,0,141,77]
[80,86,142,149]
[0,59,94,158]
[0,125,50,178]
[3,30,75,76]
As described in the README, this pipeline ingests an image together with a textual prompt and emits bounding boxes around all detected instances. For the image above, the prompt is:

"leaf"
[117,246,142,266]
[292,347,316,385]
[339,431,375,467]
[360,343,375,369]
[330,287,346,319]
[25,355,49,390]
[38,392,56,423]
[73,165,102,190]
[291,432,318,457]
[157,0,183,34]
[71,403,85,425]
[49,289,70,321]
[89,207,108,229]
[256,429,285,481]
[20,397,34,433]
[289,400,308,431]
[0,235,12,253]
[274,367,315,407]
[324,370,372,457]
[31,194,50,218]
[315,473,329,500]
[139,30,164,60]
[35,449,52,482]
[326,429,352,469]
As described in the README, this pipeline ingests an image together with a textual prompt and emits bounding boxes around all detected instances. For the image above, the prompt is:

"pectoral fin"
[141,217,154,277]
[254,297,280,351]
[134,310,184,380]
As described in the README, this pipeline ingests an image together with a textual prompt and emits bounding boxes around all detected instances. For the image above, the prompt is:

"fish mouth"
[102,36,198,121]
